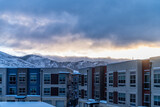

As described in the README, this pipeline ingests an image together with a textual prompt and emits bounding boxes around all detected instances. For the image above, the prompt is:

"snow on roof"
[59,71,70,74]
[86,99,99,105]
[0,102,55,107]
[100,100,107,104]
[73,70,80,74]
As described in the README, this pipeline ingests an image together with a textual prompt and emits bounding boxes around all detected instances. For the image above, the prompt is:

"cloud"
[0,12,78,43]
[0,0,160,58]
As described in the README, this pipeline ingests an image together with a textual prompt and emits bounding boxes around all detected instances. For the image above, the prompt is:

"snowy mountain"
[0,51,35,68]
[20,55,108,70]
[0,51,127,70]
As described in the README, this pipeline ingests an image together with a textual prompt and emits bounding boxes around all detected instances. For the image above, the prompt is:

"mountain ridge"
[0,51,128,70]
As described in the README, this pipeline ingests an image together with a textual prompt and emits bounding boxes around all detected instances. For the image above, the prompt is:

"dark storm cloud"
[0,0,160,47]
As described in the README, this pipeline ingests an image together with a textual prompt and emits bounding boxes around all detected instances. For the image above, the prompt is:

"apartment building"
[142,60,151,107]
[78,66,107,107]
[0,68,7,101]
[70,72,80,106]
[0,67,73,107]
[41,68,73,107]
[6,68,41,102]
[78,67,91,107]
[150,57,160,107]
[107,60,142,107]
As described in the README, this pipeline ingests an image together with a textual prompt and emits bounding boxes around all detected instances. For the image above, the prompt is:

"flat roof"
[0,102,55,107]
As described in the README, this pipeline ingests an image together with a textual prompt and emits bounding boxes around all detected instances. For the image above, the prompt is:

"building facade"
[41,68,73,107]
[0,67,73,107]
[107,60,142,107]
[78,66,107,107]
[150,57,160,107]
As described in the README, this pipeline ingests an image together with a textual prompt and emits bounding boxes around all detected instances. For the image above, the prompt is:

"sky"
[0,0,160,59]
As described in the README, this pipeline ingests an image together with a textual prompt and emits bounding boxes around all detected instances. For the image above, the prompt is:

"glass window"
[144,94,150,106]
[19,88,25,95]
[59,88,65,96]
[109,92,113,103]
[154,96,160,106]
[0,74,2,84]
[109,73,113,86]
[43,100,52,105]
[84,75,87,85]
[154,70,160,87]
[44,74,51,84]
[118,93,126,104]
[30,88,37,95]
[130,94,136,106]
[44,88,50,96]
[9,87,16,95]
[84,90,87,98]
[130,72,136,87]
[79,90,81,98]
[9,74,16,85]
[95,74,99,83]
[79,75,81,85]
[95,90,99,98]
[118,72,126,86]
[144,72,150,89]
[19,73,26,84]
[59,74,65,84]
[0,88,2,95]
[30,74,37,84]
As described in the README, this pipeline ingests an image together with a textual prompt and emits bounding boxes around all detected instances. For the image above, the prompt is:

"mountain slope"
[20,55,108,70]
[0,51,127,70]
[0,51,35,68]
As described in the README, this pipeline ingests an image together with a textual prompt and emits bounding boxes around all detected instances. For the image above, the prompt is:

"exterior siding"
[17,68,28,96]
[7,68,18,95]
[107,60,142,107]
[27,68,40,95]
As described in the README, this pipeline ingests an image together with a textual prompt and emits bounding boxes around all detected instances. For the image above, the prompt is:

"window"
[118,72,126,86]
[59,88,65,96]
[105,74,107,87]
[19,88,25,95]
[43,100,52,105]
[79,90,81,97]
[79,75,81,85]
[19,73,26,84]
[144,72,150,89]
[154,96,160,106]
[7,100,15,102]
[130,72,136,87]
[84,75,87,85]
[44,88,50,96]
[30,74,37,84]
[0,88,2,95]
[59,74,65,84]
[95,90,99,98]
[154,70,160,87]
[109,92,113,103]
[9,74,16,85]
[118,93,126,104]
[84,90,87,98]
[9,87,16,95]
[144,94,150,106]
[44,74,51,84]
[130,94,136,106]
[109,73,113,86]
[30,88,37,95]
[95,74,99,83]
[0,74,2,84]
